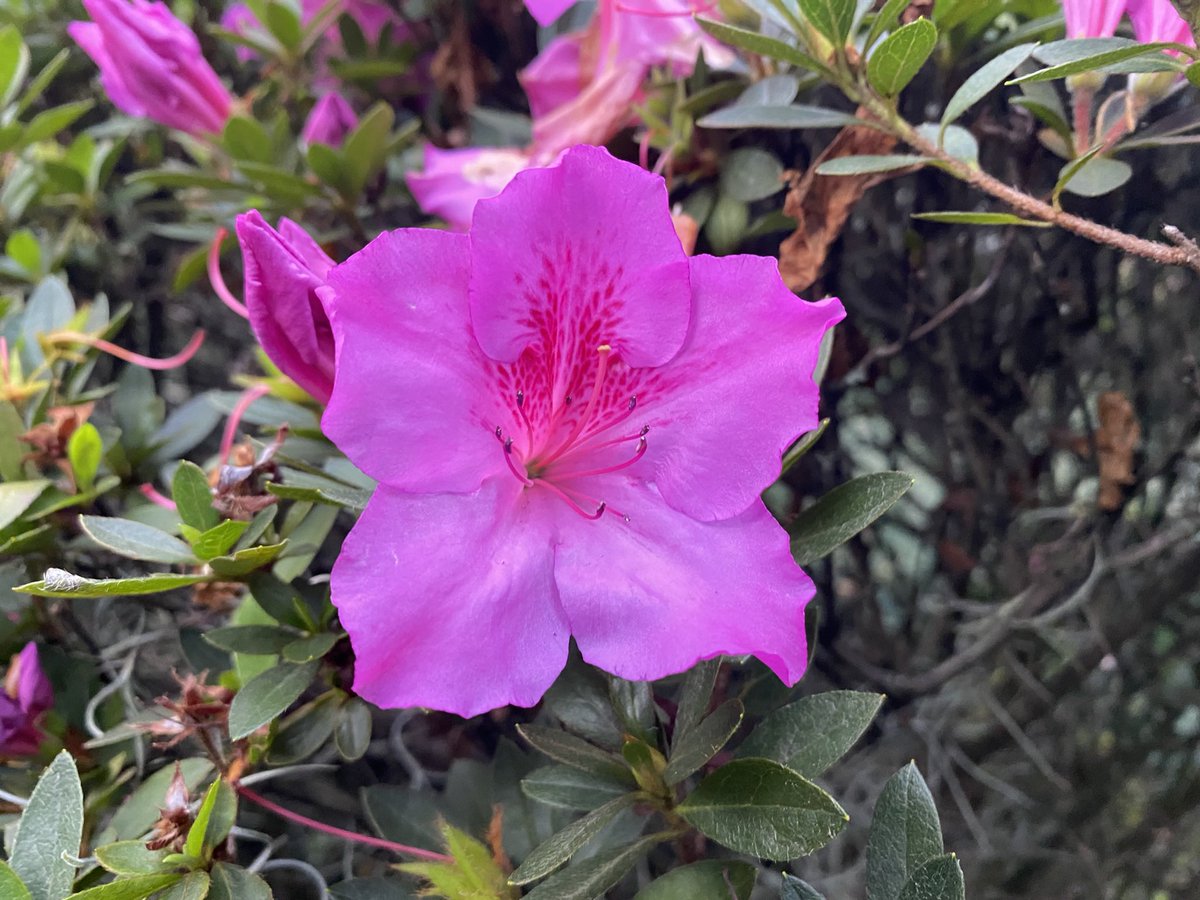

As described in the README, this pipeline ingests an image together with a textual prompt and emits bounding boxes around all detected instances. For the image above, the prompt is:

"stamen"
[219,383,271,467]
[536,479,606,519]
[516,390,535,446]
[540,345,612,465]
[208,228,250,319]
[499,434,533,486]
[46,329,206,371]
[551,434,648,480]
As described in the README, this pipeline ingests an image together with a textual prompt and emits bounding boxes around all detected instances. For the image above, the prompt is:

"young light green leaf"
[521,833,669,900]
[208,863,272,900]
[866,762,944,900]
[343,102,395,194]
[10,751,84,900]
[941,43,1038,131]
[864,0,910,51]
[516,724,629,780]
[63,874,182,899]
[739,691,884,777]
[207,542,289,578]
[109,760,213,840]
[898,854,965,900]
[79,515,196,564]
[790,472,914,565]
[912,211,1051,227]
[15,570,210,598]
[93,841,173,876]
[509,793,641,885]
[228,660,319,740]
[184,520,249,561]
[664,700,744,785]
[66,423,102,493]
[521,765,636,811]
[814,155,928,175]
[172,461,218,531]
[0,860,31,900]
[867,19,938,96]
[0,25,31,108]
[633,860,757,900]
[23,101,93,144]
[798,0,858,46]
[222,116,275,165]
[783,873,828,899]
[185,779,237,859]
[695,18,833,78]
[0,480,50,531]
[677,759,848,860]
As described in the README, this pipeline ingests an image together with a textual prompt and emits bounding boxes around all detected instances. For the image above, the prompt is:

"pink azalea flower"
[0,643,53,756]
[235,212,337,404]
[1127,0,1194,45]
[302,92,359,147]
[1060,0,1127,38]
[68,0,232,137]
[525,0,577,26]
[405,145,533,231]
[318,146,844,716]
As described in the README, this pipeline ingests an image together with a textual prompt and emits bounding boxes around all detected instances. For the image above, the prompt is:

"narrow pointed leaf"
[664,699,744,784]
[790,472,914,565]
[509,793,641,885]
[521,833,669,900]
[941,43,1038,129]
[866,762,944,900]
[228,660,318,740]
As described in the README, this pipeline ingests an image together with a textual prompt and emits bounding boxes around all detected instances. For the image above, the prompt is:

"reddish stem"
[235,785,453,863]
[208,227,250,320]
[219,383,270,466]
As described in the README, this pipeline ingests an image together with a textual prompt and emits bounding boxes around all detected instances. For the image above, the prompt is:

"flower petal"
[524,0,576,26]
[553,478,812,685]
[333,480,569,716]
[321,228,507,492]
[645,254,844,521]
[468,145,692,368]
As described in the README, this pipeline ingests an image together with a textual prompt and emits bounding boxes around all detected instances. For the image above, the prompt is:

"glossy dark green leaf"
[866,762,944,900]
[516,724,629,779]
[867,19,937,96]
[677,759,848,860]
[782,873,827,899]
[633,860,757,900]
[266,482,370,510]
[790,472,914,565]
[334,696,373,761]
[10,751,84,900]
[228,660,318,740]
[521,832,667,900]
[673,657,720,744]
[203,625,298,655]
[521,764,636,811]
[509,792,641,885]
[172,461,218,532]
[157,871,210,900]
[183,520,249,561]
[79,515,196,564]
[739,691,884,777]
[664,699,743,785]
[343,102,394,194]
[897,854,965,900]
[267,690,342,765]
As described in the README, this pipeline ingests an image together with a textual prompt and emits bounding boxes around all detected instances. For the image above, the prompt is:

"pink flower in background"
[235,212,337,404]
[302,92,359,146]
[1060,0,1127,38]
[0,643,52,756]
[405,145,532,230]
[69,0,232,136]
[525,0,577,26]
[1127,0,1194,45]
[319,146,844,716]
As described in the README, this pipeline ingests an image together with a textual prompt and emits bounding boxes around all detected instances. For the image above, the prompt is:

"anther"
[516,390,525,407]
[628,395,637,411]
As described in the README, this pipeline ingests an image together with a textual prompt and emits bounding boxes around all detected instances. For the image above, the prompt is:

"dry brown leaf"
[778,113,900,292]
[1095,391,1141,511]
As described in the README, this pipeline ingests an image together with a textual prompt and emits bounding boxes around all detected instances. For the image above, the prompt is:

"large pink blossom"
[235,212,337,404]
[1060,0,1127,38]
[1127,0,1194,45]
[0,643,52,756]
[318,146,843,716]
[69,0,232,136]
[405,145,534,231]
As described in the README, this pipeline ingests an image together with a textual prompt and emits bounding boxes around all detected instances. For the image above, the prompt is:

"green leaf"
[695,19,832,78]
[789,472,915,565]
[912,211,1051,227]
[267,690,342,765]
[6,228,41,275]
[633,860,757,900]
[172,461,219,531]
[222,116,274,164]
[521,765,636,811]
[343,102,394,194]
[185,779,236,859]
[182,520,248,561]
[1013,41,1179,83]
[864,0,910,50]
[208,864,272,900]
[266,482,370,510]
[125,169,239,192]
[65,424,102,492]
[64,874,182,899]
[516,724,629,780]
[203,625,298,655]
[0,861,31,900]
[79,515,196,564]
[244,573,309,627]
[306,142,353,196]
[228,660,318,740]
[508,792,641,885]
[866,762,944,900]
[15,48,68,116]
[0,26,31,108]
[664,700,744,785]
[677,759,848,861]
[719,147,785,201]
[898,854,965,900]
[93,842,173,877]
[698,103,860,130]
[10,751,84,900]
[673,658,720,745]
[157,871,210,900]
[867,19,938,96]
[521,833,668,900]
[281,632,339,662]
[1057,156,1132,198]
[782,873,827,899]
[207,542,289,577]
[0,480,50,531]
[798,0,858,46]
[265,0,303,49]
[941,43,1038,130]
[740,691,884,777]
[15,570,210,598]
[334,696,373,761]
[23,101,93,144]
[814,155,928,175]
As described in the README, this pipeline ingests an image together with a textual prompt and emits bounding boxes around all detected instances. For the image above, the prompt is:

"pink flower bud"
[302,92,359,148]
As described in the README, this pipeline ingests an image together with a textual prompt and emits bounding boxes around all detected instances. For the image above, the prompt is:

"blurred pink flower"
[302,92,359,147]
[1127,0,1194,45]
[0,643,52,756]
[1060,0,1127,38]
[319,146,844,716]
[222,0,408,68]
[405,145,533,230]
[525,0,577,26]
[235,212,337,404]
[69,0,232,136]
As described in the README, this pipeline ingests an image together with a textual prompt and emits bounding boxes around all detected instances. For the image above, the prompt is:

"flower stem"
[235,785,454,862]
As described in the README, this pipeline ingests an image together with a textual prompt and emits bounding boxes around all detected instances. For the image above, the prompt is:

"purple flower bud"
[69,0,232,137]
[302,92,359,148]
[0,643,52,756]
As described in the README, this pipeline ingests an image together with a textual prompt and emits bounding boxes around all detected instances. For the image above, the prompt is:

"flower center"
[493,343,649,521]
